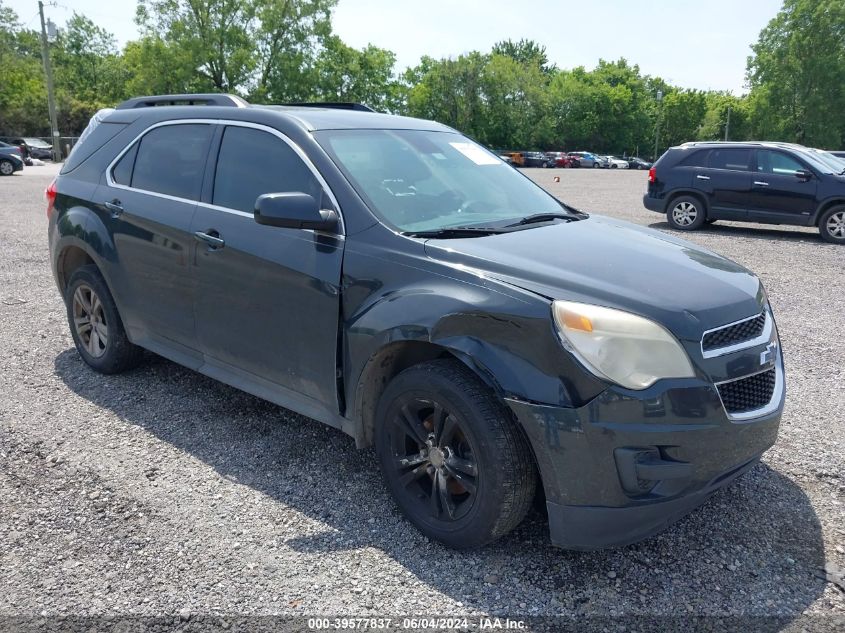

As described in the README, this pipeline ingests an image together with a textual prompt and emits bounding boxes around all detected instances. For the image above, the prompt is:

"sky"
[13,0,784,94]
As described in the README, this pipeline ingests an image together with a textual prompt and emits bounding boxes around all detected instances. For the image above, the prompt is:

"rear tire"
[667,195,707,231]
[819,206,845,244]
[65,265,144,374]
[0,159,14,176]
[375,359,536,549]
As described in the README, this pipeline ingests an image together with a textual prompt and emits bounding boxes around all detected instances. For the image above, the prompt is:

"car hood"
[424,215,763,341]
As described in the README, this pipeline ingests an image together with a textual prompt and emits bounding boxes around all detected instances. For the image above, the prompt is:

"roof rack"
[116,94,249,110]
[282,102,375,113]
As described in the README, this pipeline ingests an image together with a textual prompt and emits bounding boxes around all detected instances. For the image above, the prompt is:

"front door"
[749,149,818,224]
[191,124,344,410]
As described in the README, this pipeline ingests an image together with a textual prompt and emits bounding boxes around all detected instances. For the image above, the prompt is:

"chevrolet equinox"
[48,94,785,550]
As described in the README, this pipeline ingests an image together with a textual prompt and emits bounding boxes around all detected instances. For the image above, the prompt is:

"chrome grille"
[717,369,777,414]
[703,313,766,352]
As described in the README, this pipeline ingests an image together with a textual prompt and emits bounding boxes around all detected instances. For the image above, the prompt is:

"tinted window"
[212,126,323,213]
[680,150,709,167]
[112,143,138,185]
[131,124,214,200]
[708,149,751,171]
[756,150,804,175]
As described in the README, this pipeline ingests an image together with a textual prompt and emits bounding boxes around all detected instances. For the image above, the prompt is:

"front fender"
[344,274,607,425]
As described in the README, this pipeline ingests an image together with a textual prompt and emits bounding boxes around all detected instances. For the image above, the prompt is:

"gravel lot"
[0,164,843,628]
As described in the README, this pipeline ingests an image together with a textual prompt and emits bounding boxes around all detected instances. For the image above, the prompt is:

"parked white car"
[604,155,630,169]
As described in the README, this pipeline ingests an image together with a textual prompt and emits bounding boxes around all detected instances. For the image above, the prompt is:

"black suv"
[48,94,784,550]
[644,141,845,243]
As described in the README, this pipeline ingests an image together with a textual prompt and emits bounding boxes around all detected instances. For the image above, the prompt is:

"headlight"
[552,300,695,390]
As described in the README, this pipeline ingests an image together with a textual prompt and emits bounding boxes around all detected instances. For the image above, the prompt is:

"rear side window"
[708,149,751,171]
[130,124,214,200]
[212,126,323,213]
[679,150,709,167]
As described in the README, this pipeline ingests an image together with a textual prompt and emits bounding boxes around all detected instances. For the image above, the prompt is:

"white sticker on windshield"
[449,142,501,165]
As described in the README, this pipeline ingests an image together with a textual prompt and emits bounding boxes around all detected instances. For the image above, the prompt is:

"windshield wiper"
[505,212,579,227]
[401,226,508,239]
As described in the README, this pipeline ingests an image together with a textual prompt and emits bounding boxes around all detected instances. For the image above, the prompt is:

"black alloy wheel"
[375,360,536,549]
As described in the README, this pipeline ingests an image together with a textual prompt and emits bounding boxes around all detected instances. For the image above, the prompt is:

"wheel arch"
[813,198,845,226]
[351,340,505,448]
[56,244,97,291]
[666,189,709,216]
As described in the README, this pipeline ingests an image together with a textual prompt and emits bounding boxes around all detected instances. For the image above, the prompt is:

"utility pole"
[38,1,61,162]
[653,90,663,161]
[724,105,731,142]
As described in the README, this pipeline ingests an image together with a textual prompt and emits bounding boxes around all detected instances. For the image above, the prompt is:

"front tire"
[667,195,707,231]
[375,359,536,549]
[0,159,15,176]
[819,206,845,244]
[65,265,144,374]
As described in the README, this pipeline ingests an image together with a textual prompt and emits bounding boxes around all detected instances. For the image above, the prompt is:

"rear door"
[190,123,344,409]
[749,149,817,224]
[95,121,215,354]
[695,148,753,220]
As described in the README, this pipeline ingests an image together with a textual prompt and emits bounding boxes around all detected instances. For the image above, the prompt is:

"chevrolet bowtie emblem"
[760,342,777,366]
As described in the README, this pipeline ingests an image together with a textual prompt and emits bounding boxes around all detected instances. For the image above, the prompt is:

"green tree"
[312,36,400,111]
[0,1,49,135]
[136,0,337,100]
[491,38,553,73]
[405,53,488,141]
[747,0,845,146]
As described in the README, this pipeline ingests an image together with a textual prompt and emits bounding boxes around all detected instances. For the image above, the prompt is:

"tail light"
[46,179,57,218]
[648,167,657,183]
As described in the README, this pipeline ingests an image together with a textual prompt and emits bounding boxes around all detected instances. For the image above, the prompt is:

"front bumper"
[506,373,783,550]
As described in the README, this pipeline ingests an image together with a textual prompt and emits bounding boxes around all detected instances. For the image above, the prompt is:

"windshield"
[793,149,838,174]
[316,129,568,233]
[809,149,845,173]
[23,138,50,147]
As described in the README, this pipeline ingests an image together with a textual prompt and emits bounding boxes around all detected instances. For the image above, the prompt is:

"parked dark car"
[49,94,784,550]
[0,141,25,175]
[626,157,652,170]
[644,141,845,243]
[9,136,53,160]
[520,151,548,167]
[544,151,572,168]
[829,151,845,160]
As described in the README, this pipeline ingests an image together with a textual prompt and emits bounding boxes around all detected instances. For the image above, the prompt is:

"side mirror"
[254,192,339,232]
[796,169,813,182]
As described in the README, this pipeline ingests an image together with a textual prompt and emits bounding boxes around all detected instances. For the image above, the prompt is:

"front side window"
[212,126,324,213]
[708,149,751,171]
[130,124,214,200]
[315,129,565,233]
[756,150,805,175]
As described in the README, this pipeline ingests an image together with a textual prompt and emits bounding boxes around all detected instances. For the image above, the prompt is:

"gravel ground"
[0,164,842,628]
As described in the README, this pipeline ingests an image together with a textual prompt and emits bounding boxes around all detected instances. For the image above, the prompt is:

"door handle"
[753,181,770,186]
[696,175,710,180]
[194,230,225,250]
[104,200,123,217]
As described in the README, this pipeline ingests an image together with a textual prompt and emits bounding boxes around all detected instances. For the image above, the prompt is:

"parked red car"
[544,152,572,168]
